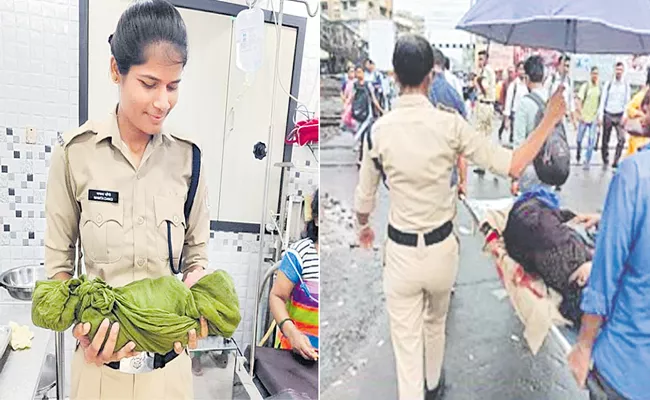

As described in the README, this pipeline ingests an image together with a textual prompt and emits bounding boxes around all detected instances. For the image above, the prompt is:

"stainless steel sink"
[0,264,46,301]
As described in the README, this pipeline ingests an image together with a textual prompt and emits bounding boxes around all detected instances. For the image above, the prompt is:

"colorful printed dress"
[275,238,319,350]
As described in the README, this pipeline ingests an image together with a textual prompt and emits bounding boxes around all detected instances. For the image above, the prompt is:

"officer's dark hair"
[524,55,545,83]
[478,50,488,59]
[108,0,188,76]
[559,54,571,64]
[615,61,625,68]
[393,34,433,87]
[444,56,451,71]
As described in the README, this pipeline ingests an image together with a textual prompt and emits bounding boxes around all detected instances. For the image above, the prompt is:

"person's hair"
[355,65,364,71]
[432,47,446,68]
[559,54,571,63]
[524,55,545,83]
[615,61,625,68]
[646,67,650,86]
[303,189,319,242]
[444,56,451,71]
[109,0,188,76]
[591,66,599,73]
[392,34,433,87]
[516,61,524,69]
[478,50,488,59]
[365,58,374,65]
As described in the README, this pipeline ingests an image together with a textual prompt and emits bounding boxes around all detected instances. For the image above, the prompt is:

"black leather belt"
[105,349,180,370]
[479,100,494,105]
[388,221,453,247]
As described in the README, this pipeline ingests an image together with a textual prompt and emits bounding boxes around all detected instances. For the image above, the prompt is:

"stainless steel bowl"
[0,264,46,301]
[34,353,56,399]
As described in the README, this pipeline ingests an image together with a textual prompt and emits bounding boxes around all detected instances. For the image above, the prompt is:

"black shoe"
[425,372,446,400]
[473,168,486,175]
[612,162,619,169]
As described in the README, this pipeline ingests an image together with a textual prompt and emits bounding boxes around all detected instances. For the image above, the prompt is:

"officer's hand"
[358,226,375,249]
[510,180,520,196]
[288,331,319,361]
[457,182,467,198]
[174,316,208,355]
[545,85,567,124]
[183,267,208,289]
[567,342,592,389]
[75,319,139,366]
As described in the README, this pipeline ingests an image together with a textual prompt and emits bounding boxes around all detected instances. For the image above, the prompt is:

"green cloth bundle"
[31,271,241,354]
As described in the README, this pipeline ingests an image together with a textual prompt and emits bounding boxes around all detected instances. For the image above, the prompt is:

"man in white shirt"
[444,56,464,99]
[598,61,632,168]
[503,61,529,144]
[544,54,577,130]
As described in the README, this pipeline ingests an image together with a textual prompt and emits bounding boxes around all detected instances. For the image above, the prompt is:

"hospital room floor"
[321,129,614,400]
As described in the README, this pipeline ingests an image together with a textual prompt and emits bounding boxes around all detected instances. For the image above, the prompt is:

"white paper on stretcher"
[463,198,570,355]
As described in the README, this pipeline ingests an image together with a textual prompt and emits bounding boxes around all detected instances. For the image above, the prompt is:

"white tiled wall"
[0,0,319,349]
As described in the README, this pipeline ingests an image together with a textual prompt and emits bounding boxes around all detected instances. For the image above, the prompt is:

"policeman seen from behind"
[354,34,567,400]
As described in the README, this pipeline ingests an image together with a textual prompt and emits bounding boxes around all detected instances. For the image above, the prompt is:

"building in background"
[393,10,425,36]
[320,0,392,39]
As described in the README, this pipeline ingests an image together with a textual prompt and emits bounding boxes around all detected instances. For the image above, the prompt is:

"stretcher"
[458,195,574,355]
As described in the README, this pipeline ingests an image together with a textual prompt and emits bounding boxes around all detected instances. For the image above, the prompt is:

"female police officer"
[354,34,566,400]
[44,1,209,398]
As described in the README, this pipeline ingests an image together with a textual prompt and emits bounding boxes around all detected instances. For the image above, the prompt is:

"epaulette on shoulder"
[169,132,203,152]
[58,120,95,148]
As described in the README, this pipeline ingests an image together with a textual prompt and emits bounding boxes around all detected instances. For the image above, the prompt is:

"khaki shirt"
[44,106,209,287]
[477,65,496,102]
[354,94,513,232]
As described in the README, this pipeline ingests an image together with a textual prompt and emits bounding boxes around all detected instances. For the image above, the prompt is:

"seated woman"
[503,185,599,328]
[269,189,319,361]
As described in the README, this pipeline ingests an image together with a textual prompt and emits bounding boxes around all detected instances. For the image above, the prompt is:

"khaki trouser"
[475,102,494,138]
[383,232,460,400]
[71,347,193,400]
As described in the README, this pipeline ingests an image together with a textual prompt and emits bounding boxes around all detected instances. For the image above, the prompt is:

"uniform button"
[138,216,144,225]
[96,214,103,223]
[137,258,144,267]
[173,215,179,224]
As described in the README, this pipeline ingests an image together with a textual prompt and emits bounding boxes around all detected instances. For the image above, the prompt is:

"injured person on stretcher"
[502,185,600,329]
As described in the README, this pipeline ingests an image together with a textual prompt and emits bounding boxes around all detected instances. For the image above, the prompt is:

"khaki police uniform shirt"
[44,106,209,287]
[354,94,513,232]
[477,65,497,102]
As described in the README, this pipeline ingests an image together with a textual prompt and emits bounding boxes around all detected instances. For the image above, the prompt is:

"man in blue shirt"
[429,47,468,196]
[568,143,650,399]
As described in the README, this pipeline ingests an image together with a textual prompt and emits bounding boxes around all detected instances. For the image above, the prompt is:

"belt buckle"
[118,352,154,374]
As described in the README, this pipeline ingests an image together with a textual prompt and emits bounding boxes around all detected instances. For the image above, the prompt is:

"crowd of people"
[344,33,650,400]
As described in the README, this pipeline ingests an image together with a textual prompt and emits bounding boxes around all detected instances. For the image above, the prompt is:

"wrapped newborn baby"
[31,270,240,354]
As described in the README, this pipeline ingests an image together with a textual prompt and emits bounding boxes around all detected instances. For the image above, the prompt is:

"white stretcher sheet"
[461,197,573,355]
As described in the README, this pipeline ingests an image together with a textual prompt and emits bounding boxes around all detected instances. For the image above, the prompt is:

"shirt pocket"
[154,195,186,262]
[80,201,124,264]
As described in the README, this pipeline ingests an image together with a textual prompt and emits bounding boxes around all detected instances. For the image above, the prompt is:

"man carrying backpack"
[352,65,384,163]
[598,62,632,168]
[576,67,602,169]
[512,55,571,194]
[545,55,578,131]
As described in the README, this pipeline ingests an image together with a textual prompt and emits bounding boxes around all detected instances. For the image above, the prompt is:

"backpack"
[173,144,201,274]
[526,92,571,186]
[352,82,372,122]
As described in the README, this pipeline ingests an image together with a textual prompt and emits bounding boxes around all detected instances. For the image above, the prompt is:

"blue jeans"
[577,121,598,164]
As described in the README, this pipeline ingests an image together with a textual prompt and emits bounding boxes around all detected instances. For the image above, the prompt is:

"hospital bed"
[458,195,574,356]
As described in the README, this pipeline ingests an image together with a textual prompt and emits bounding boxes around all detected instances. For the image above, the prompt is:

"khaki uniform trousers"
[71,347,193,400]
[383,232,460,400]
[475,102,494,139]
